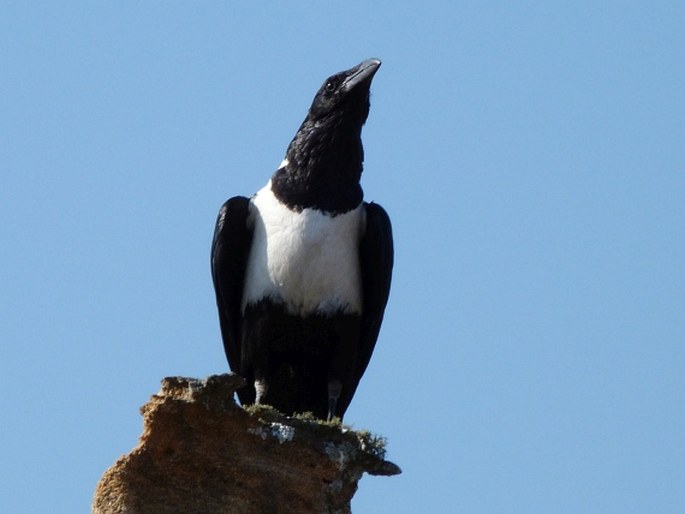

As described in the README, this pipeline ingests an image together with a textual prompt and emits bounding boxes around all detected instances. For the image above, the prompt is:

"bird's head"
[275,58,381,213]
[284,58,381,177]
[307,58,381,127]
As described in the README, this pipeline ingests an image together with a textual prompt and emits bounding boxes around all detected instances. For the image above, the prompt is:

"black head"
[272,58,382,214]
[308,58,381,126]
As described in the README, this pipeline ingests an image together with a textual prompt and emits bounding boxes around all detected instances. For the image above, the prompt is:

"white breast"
[242,181,365,316]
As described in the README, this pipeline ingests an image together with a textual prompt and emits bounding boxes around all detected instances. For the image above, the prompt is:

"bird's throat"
[272,123,364,214]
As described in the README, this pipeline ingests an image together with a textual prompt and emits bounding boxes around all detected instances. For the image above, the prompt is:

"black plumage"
[211,58,392,420]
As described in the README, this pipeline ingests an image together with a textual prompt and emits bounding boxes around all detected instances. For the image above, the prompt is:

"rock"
[92,374,400,514]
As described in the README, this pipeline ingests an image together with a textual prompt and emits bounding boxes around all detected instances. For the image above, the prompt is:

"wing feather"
[356,202,394,382]
[210,196,253,373]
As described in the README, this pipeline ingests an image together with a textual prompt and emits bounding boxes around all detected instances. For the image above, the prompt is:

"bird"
[211,58,392,421]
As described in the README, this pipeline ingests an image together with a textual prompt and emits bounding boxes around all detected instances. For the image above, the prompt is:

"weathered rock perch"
[92,374,400,514]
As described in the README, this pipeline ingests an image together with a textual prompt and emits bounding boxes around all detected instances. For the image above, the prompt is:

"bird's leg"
[254,378,269,405]
[327,379,342,422]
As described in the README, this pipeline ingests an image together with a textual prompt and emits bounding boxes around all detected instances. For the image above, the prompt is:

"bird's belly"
[242,184,364,316]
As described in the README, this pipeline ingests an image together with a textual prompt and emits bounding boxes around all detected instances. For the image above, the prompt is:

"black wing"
[210,196,253,373]
[356,201,394,382]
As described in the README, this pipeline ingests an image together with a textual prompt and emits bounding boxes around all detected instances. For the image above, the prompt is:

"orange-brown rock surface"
[92,374,399,514]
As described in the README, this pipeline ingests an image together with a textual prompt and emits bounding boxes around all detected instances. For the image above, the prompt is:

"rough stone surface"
[92,374,399,514]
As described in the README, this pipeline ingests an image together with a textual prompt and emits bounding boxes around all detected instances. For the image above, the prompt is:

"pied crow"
[211,58,393,420]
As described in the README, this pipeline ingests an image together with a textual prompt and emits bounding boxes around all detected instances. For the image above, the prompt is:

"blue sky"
[2,2,683,513]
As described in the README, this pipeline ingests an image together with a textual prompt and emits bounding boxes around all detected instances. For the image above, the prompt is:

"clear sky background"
[2,2,683,513]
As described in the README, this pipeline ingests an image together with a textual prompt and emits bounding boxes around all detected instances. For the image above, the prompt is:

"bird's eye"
[325,82,335,93]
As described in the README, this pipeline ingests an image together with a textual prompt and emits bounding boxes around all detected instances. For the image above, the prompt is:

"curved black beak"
[341,58,381,93]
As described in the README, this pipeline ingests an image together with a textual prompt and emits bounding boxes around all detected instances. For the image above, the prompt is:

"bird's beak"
[342,58,382,93]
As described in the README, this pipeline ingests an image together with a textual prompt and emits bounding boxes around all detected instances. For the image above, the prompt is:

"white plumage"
[242,180,365,316]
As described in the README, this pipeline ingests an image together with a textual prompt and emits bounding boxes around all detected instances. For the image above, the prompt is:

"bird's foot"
[327,379,342,422]
[254,379,268,405]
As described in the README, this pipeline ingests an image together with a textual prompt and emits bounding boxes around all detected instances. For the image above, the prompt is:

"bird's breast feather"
[242,182,364,316]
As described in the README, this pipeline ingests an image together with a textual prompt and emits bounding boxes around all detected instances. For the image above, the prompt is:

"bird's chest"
[243,185,364,316]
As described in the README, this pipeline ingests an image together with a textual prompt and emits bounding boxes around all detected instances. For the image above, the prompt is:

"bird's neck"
[271,118,364,214]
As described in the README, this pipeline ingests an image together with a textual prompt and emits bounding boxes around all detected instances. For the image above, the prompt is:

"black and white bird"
[211,58,392,420]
